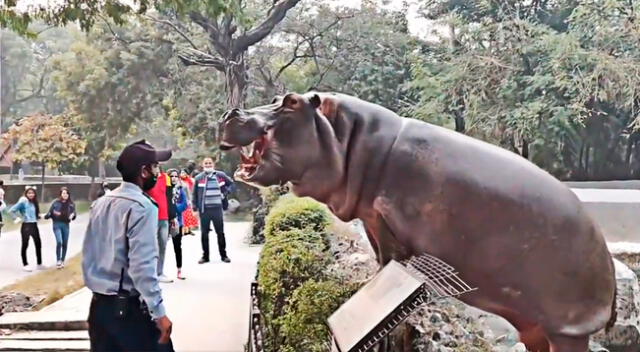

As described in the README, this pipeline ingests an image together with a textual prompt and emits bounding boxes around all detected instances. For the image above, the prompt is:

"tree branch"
[233,0,302,55]
[189,11,229,57]
[145,15,200,51]
[98,15,130,45]
[274,14,351,81]
[177,52,225,71]
[12,67,48,106]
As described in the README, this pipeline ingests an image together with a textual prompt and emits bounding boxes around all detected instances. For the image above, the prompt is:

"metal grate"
[403,253,477,300]
[333,254,477,352]
[353,290,431,352]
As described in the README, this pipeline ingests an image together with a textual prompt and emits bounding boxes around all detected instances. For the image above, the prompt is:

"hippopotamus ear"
[311,94,338,120]
[310,94,321,109]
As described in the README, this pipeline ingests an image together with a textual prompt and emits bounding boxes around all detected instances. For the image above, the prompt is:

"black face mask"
[142,174,157,191]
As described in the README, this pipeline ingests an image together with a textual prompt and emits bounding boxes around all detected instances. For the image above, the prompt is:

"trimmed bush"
[280,279,360,352]
[257,195,355,352]
[264,195,331,239]
[249,185,290,244]
[257,228,333,350]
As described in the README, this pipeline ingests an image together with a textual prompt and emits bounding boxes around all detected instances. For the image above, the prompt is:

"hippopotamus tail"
[605,285,617,333]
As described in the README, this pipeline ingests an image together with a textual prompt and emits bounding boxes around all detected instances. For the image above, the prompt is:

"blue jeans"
[53,221,70,262]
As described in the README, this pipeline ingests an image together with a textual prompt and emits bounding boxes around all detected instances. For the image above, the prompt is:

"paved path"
[161,221,260,352]
[0,214,90,289]
[0,220,261,352]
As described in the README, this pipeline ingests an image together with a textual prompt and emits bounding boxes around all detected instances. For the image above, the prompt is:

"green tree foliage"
[49,20,174,178]
[409,0,640,180]
[1,113,86,196]
[0,1,227,37]
[0,25,77,127]
[253,1,420,112]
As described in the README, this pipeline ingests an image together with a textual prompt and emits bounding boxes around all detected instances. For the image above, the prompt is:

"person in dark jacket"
[45,187,76,269]
[167,169,188,280]
[192,157,235,264]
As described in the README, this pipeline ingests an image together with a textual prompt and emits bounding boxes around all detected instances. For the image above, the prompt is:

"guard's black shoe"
[221,257,231,263]
[198,258,210,264]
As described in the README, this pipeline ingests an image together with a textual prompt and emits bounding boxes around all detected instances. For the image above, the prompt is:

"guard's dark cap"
[116,140,172,176]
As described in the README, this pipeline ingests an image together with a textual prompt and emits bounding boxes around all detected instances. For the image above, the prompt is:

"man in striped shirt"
[192,157,235,263]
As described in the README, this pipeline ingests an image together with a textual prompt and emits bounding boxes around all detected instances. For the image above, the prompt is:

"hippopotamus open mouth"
[218,93,338,188]
[220,128,271,181]
[218,106,275,183]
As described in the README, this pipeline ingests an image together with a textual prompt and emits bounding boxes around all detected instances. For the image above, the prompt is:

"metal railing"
[247,282,265,352]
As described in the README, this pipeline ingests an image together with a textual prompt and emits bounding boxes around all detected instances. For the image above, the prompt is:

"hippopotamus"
[218,92,617,352]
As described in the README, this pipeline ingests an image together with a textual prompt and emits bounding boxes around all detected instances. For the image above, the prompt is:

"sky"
[332,0,436,38]
[9,0,439,39]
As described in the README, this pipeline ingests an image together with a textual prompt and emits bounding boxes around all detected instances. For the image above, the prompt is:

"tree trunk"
[625,136,634,176]
[40,164,46,201]
[448,22,460,48]
[98,159,106,180]
[225,55,248,109]
[454,113,465,133]
[585,145,591,179]
[522,138,529,159]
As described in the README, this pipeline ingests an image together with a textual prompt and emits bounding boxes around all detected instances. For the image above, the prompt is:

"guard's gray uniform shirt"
[82,182,166,319]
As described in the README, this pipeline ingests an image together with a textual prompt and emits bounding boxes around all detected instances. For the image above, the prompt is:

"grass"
[0,253,84,310]
[0,206,247,311]
[0,201,90,310]
[1,200,90,233]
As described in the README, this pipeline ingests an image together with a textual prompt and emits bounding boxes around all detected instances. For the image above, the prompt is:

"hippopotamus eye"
[271,95,283,104]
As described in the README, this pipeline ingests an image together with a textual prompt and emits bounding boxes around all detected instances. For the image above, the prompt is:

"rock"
[589,341,609,352]
[227,198,240,213]
[0,292,39,315]
[591,258,640,351]
[347,253,370,264]
[609,242,640,277]
[509,342,527,352]
[430,312,443,324]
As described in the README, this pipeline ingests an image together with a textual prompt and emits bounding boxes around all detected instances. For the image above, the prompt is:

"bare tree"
[149,0,302,109]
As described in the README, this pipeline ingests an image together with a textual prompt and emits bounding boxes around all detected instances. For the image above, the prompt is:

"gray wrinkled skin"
[219,92,617,351]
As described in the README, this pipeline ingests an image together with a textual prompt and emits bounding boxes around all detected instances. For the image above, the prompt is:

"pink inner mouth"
[236,134,269,179]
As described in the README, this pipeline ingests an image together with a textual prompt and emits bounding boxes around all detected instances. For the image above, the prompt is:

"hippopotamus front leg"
[362,213,412,266]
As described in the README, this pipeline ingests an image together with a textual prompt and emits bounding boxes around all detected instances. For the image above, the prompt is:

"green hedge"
[264,194,330,240]
[249,185,290,244]
[279,280,360,352]
[257,229,333,350]
[258,229,332,316]
[257,196,339,351]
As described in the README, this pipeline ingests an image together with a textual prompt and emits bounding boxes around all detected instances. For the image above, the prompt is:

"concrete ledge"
[0,339,89,351]
[565,180,640,189]
[0,330,88,341]
[0,312,87,331]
